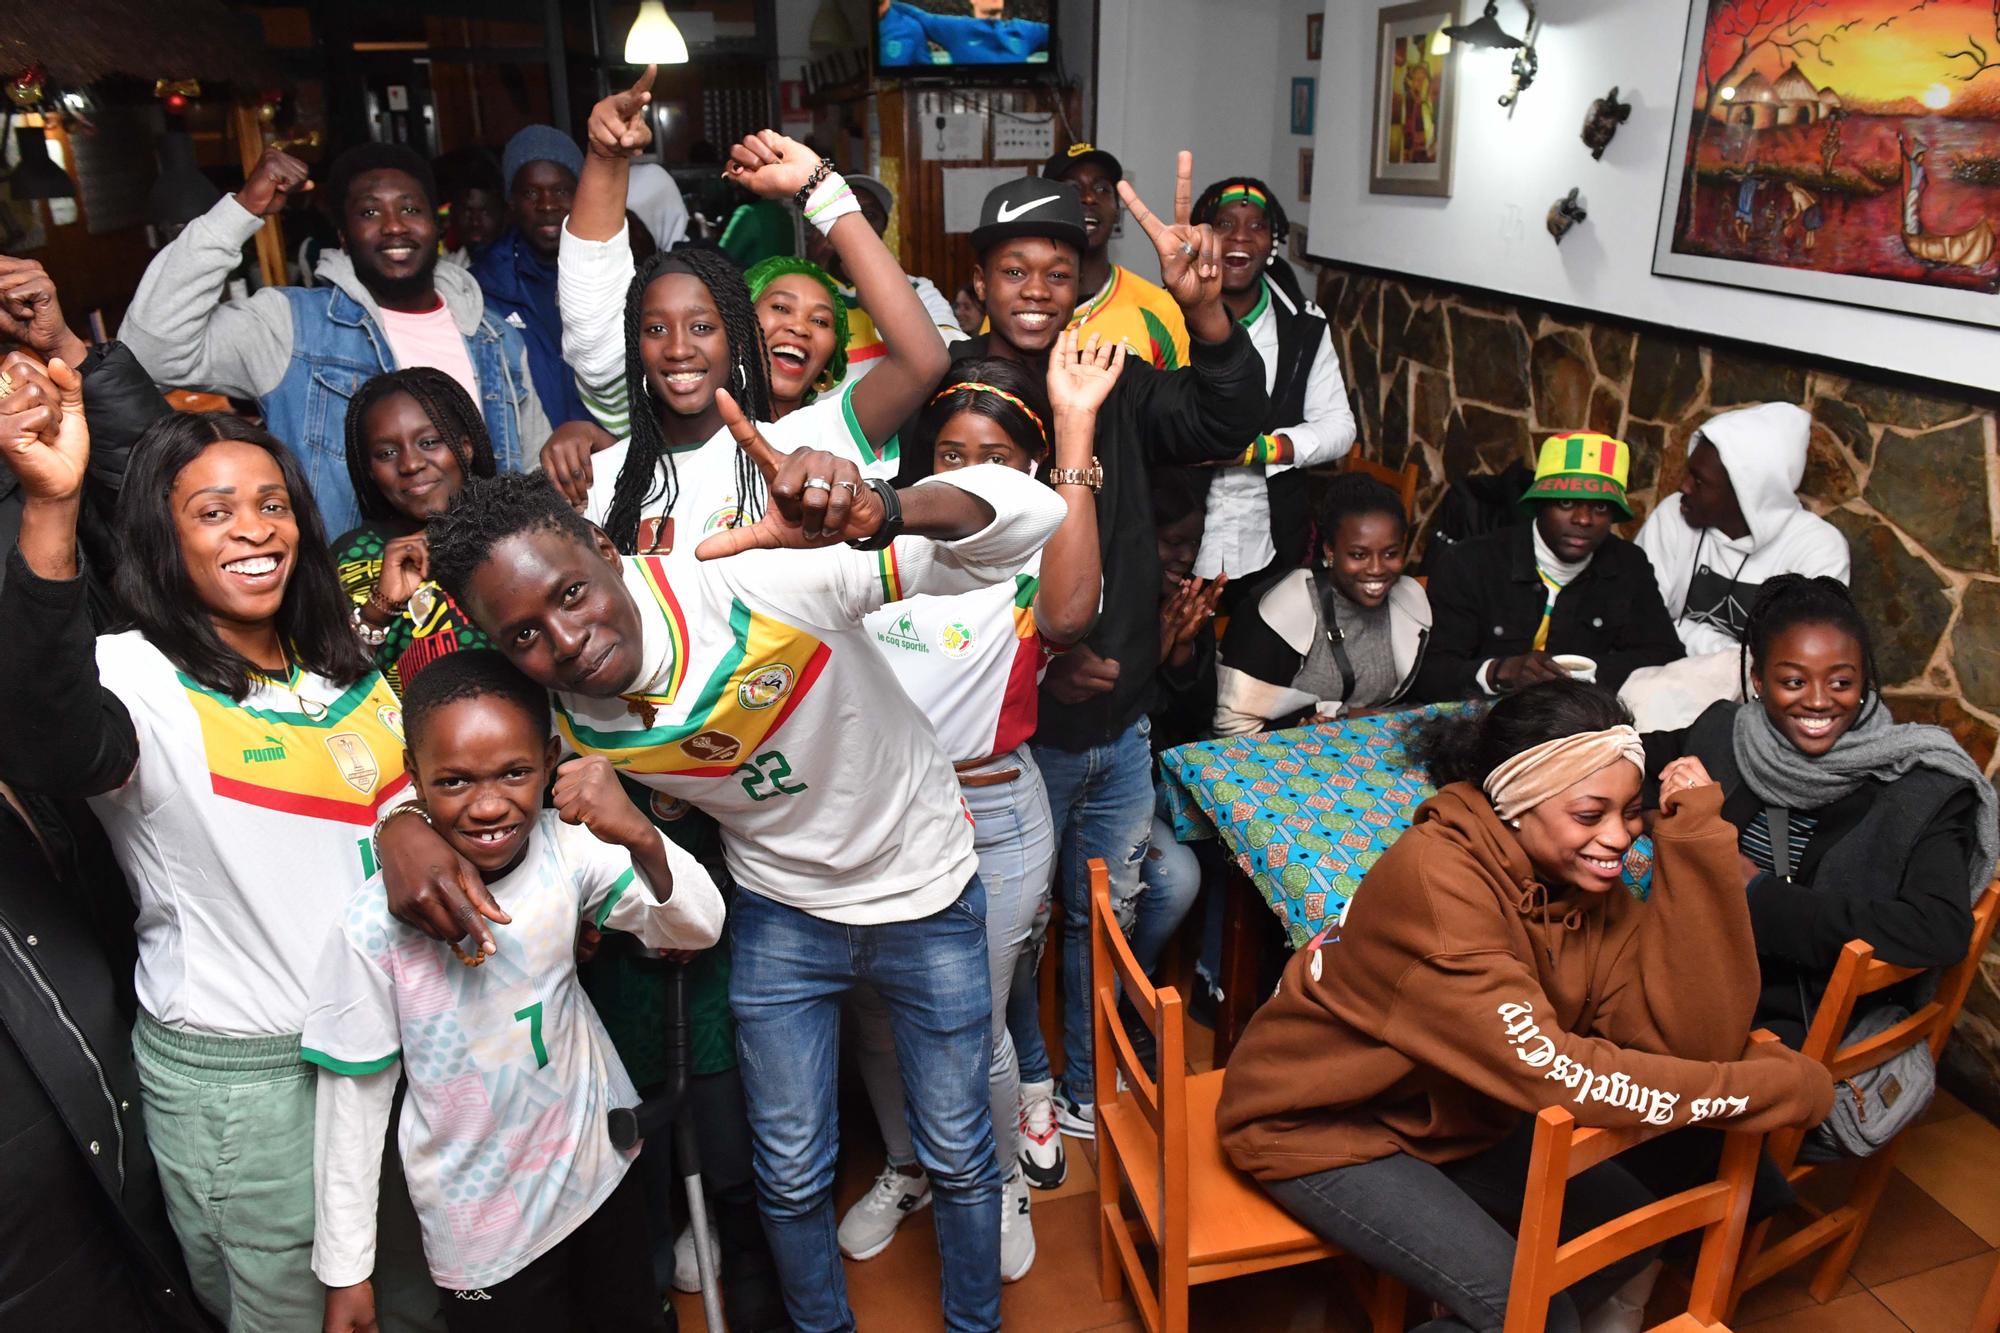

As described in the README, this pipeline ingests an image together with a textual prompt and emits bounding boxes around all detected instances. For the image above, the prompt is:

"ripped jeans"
[1020,717,1156,1108]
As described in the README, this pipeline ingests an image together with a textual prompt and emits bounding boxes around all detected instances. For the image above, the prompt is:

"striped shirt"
[1741,807,1819,880]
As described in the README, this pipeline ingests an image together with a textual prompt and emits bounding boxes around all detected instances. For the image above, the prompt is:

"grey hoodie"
[1634,402,1849,656]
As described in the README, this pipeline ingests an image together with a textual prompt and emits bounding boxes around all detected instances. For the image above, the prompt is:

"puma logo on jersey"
[240,735,287,763]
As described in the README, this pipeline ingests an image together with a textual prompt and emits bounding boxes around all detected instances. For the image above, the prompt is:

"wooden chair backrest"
[1342,452,1421,522]
[1765,885,2000,1171]
[1090,858,1189,1234]
[1503,1032,1780,1333]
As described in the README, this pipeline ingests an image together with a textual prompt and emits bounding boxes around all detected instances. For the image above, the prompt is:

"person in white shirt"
[0,356,440,1331]
[1635,401,1851,658]
[311,650,722,1332]
[371,389,1064,1331]
[539,75,949,539]
[1188,176,1356,590]
[840,332,1120,1280]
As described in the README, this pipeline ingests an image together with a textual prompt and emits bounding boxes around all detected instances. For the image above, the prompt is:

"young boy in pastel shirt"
[308,649,723,1331]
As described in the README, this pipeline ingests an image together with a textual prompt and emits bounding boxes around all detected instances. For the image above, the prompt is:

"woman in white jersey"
[0,352,438,1332]
[541,75,947,554]
[839,331,1120,1281]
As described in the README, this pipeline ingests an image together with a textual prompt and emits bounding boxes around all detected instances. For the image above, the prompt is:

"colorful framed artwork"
[1291,77,1317,135]
[1307,12,1325,61]
[1369,0,1458,197]
[1300,147,1315,202]
[1655,0,2000,326]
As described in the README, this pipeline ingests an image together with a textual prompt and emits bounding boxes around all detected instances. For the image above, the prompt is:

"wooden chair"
[1088,858,1404,1333]
[1342,450,1420,520]
[1505,1064,1775,1333]
[1728,885,2000,1314]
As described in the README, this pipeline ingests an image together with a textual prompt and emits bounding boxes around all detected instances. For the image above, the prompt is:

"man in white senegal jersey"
[372,387,1065,1333]
[309,650,723,1331]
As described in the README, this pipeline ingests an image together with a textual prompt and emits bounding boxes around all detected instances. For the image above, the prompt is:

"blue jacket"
[879,2,1049,64]
[471,231,589,428]
[120,194,550,538]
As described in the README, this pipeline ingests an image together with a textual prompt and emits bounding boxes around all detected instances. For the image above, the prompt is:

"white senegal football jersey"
[302,811,723,1289]
[583,380,900,557]
[553,462,1064,924]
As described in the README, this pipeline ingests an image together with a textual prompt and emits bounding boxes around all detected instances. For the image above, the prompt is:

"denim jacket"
[121,194,550,537]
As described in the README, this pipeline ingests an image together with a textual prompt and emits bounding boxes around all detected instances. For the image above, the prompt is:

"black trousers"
[438,1167,669,1333]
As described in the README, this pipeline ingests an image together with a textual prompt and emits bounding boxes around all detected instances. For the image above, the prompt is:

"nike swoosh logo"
[994,194,1062,223]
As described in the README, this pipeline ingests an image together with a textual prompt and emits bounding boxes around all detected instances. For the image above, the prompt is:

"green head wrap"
[745,255,851,402]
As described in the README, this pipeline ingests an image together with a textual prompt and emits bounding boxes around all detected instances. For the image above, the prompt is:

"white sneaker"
[671,1218,706,1294]
[999,1173,1036,1282]
[837,1165,931,1261]
[1016,1080,1068,1189]
[1053,1084,1096,1140]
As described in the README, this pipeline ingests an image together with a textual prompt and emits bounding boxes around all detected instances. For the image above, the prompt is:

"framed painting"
[1291,77,1317,135]
[1300,147,1316,201]
[1655,0,2000,326]
[1307,12,1324,61]
[1370,0,1458,197]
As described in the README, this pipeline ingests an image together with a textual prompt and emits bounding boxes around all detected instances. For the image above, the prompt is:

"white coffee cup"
[1552,654,1598,683]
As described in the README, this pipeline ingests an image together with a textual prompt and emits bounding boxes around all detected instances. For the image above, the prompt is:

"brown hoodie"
[1217,781,1835,1181]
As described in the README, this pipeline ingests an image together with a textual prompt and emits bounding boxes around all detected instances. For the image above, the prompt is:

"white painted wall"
[1094,0,1286,274]
[1307,0,2000,392]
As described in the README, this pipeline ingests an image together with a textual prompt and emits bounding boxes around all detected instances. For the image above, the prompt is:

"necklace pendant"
[624,696,658,727]
[299,694,329,722]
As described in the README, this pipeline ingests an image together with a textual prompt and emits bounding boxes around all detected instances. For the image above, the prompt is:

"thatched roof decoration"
[0,0,280,88]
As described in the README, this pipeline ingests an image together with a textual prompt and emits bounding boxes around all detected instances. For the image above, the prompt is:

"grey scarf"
[1732,697,1998,902]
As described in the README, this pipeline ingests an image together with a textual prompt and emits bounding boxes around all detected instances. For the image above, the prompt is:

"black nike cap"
[970,177,1088,256]
[1041,142,1124,186]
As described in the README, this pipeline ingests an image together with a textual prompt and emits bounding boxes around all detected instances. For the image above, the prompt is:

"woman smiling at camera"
[1216,679,1833,1333]
[0,352,437,1332]
[1650,574,1995,1046]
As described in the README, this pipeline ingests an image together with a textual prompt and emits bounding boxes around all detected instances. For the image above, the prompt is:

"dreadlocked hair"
[745,255,852,401]
[1191,175,1306,308]
[603,248,775,554]
[1741,573,1885,724]
[426,471,599,608]
[343,368,497,524]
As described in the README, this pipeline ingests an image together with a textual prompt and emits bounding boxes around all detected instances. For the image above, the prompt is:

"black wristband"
[792,159,838,210]
[848,478,904,552]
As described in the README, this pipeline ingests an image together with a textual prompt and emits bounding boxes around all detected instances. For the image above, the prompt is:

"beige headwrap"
[1481,725,1646,822]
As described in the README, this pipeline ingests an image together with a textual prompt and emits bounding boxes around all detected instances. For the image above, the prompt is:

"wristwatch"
[847,477,905,552]
[1046,457,1104,492]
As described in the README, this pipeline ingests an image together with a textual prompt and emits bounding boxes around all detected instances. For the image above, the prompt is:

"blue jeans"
[1021,717,1156,1105]
[729,882,1001,1333]
[856,750,1055,1174]
[1137,809,1203,974]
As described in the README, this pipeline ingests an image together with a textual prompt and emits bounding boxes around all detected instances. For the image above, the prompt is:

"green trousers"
[134,1012,443,1333]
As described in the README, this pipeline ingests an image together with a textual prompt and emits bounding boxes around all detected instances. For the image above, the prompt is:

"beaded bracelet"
[791,158,838,209]
[351,601,389,647]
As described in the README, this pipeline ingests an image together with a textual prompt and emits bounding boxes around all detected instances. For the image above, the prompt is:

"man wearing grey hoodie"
[1635,401,1850,656]
[119,143,552,538]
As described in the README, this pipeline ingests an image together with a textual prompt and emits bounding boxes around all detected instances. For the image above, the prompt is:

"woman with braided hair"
[546,70,948,557]
[1647,573,1994,1047]
[332,367,497,696]
[1187,174,1356,597]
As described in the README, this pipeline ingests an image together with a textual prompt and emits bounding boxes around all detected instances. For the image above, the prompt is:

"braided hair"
[1191,175,1306,308]
[343,367,497,524]
[904,358,1051,482]
[745,254,852,400]
[1741,573,1884,725]
[603,248,775,554]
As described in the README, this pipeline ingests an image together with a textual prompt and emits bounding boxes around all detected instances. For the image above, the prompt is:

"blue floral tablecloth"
[1158,705,1652,949]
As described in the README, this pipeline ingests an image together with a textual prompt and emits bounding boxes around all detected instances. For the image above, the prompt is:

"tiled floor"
[668,1031,2000,1332]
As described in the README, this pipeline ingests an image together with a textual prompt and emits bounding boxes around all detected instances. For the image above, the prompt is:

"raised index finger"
[1115,179,1167,243]
[714,388,782,484]
[1173,150,1194,226]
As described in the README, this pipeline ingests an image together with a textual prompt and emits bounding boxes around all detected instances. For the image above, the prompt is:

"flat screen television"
[876,1,1055,76]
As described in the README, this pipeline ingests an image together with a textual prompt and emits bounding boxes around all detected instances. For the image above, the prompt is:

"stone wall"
[1314,261,2000,1119]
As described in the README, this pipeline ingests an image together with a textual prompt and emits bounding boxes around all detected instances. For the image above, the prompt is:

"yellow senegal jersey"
[978,264,1189,370]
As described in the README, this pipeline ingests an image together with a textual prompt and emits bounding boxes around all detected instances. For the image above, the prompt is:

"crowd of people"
[0,61,1991,1333]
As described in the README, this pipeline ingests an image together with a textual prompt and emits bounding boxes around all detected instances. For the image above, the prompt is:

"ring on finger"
[0,370,13,399]
[803,476,833,493]
[1178,242,1196,260]
[835,479,859,497]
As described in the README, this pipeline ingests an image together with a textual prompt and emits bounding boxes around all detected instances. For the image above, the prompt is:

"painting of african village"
[1655,0,2000,326]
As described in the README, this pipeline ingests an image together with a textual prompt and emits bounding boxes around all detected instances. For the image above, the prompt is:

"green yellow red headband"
[1217,184,1269,211]
[931,381,1047,443]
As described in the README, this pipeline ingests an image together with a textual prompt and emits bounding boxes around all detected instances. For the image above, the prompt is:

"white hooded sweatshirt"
[1635,402,1850,656]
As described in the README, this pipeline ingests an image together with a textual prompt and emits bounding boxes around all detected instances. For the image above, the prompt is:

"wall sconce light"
[1444,1,1541,110]
[625,2,690,65]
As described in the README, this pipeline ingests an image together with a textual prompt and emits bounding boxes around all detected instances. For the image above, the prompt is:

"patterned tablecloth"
[1158,705,1653,949]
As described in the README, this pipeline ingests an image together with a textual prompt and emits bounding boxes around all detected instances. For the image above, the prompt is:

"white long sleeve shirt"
[1193,279,1356,580]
